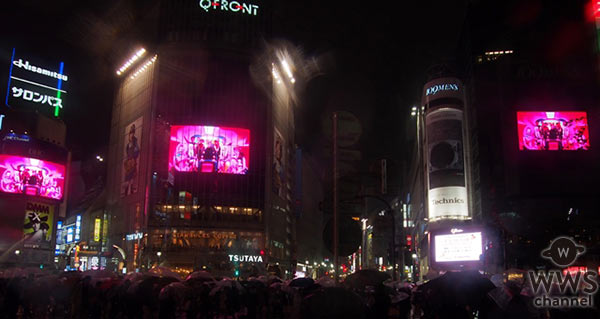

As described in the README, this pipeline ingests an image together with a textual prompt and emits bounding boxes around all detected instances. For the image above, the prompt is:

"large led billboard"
[517,111,590,151]
[169,125,250,174]
[434,231,483,263]
[0,155,65,200]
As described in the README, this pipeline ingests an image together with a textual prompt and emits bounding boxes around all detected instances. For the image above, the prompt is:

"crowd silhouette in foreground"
[0,268,598,319]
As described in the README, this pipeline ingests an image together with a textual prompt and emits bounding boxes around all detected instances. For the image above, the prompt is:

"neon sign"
[126,232,144,241]
[169,125,250,174]
[199,0,259,16]
[5,48,67,117]
[425,83,459,96]
[0,155,65,200]
[517,111,590,150]
[228,254,264,262]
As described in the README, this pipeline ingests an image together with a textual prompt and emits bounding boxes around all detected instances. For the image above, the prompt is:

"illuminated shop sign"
[228,254,264,262]
[5,48,67,117]
[23,201,54,246]
[94,218,101,242]
[0,155,65,200]
[169,125,250,174]
[425,83,459,96]
[517,111,590,150]
[199,0,259,16]
[75,215,81,241]
[434,231,483,262]
[126,232,144,241]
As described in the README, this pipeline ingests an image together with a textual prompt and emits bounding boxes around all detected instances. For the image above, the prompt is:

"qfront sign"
[5,48,67,117]
[199,0,259,16]
[228,254,264,262]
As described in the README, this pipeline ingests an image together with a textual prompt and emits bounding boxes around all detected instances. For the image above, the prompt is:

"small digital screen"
[0,155,65,200]
[517,111,590,150]
[169,125,250,174]
[435,232,483,262]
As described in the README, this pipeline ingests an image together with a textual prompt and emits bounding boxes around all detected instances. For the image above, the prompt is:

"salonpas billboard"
[425,107,469,221]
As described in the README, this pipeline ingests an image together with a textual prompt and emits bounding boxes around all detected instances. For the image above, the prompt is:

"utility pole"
[333,112,339,284]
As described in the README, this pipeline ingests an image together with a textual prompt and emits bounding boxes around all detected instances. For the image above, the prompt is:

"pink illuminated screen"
[169,125,250,174]
[517,112,590,150]
[0,155,65,200]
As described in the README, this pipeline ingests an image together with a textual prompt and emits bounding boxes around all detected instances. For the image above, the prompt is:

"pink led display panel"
[517,112,590,151]
[0,155,65,200]
[169,125,250,174]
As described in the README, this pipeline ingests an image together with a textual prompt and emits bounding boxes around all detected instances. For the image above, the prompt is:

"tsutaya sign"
[199,0,259,16]
[228,254,264,262]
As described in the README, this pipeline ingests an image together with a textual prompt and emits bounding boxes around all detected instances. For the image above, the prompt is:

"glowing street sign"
[94,218,101,242]
[228,254,264,262]
[199,0,259,16]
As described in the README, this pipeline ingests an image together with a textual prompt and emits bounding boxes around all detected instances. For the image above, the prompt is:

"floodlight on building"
[116,48,146,76]
[130,55,157,80]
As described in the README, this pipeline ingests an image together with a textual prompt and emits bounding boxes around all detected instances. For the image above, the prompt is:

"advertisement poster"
[517,111,590,151]
[0,155,65,200]
[426,108,465,189]
[435,231,482,262]
[121,116,142,197]
[428,187,469,221]
[23,201,54,245]
[273,128,285,199]
[168,125,250,174]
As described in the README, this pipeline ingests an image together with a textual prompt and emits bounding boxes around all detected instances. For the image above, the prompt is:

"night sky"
[1,0,467,168]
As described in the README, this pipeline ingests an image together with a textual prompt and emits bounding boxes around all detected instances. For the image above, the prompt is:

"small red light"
[260,250,265,255]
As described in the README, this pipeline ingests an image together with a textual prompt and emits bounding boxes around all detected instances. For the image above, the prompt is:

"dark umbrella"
[418,270,495,309]
[300,287,366,319]
[289,277,315,288]
[343,269,391,290]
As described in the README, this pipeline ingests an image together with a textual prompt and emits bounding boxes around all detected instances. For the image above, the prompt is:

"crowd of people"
[0,268,598,319]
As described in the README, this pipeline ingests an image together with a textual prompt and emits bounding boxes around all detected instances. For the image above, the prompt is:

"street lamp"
[14,250,20,255]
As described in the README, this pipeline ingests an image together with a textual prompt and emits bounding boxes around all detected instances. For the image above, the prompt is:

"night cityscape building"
[405,0,600,281]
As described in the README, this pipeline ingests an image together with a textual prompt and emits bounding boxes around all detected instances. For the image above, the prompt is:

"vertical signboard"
[121,117,142,197]
[23,201,54,246]
[426,108,469,221]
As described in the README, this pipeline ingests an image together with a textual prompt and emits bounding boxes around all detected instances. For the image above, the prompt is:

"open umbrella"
[148,266,181,280]
[186,270,215,282]
[289,277,315,288]
[343,269,390,290]
[82,269,117,279]
[300,287,366,319]
[417,270,495,309]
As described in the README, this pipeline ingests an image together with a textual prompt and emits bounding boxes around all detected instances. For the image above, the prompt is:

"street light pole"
[333,112,339,284]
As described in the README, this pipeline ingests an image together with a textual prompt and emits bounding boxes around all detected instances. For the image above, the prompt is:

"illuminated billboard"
[169,125,250,174]
[23,201,54,246]
[434,231,483,263]
[517,112,590,151]
[0,155,65,200]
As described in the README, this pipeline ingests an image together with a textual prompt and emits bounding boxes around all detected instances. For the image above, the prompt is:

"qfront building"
[105,0,297,277]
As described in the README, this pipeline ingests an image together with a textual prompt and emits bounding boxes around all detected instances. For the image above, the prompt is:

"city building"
[104,0,300,277]
[0,49,70,268]
[405,0,600,280]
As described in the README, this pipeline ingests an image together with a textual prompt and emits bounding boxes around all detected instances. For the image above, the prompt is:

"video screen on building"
[434,231,483,263]
[169,125,250,174]
[517,112,590,151]
[0,155,65,200]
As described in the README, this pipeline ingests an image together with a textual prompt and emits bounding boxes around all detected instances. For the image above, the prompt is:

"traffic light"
[234,269,240,277]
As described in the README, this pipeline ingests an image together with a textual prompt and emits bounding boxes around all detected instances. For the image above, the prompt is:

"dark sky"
[1,0,468,167]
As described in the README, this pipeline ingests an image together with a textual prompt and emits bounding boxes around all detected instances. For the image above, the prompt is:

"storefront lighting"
[14,250,20,255]
[412,254,418,259]
[116,48,146,76]
[130,55,157,80]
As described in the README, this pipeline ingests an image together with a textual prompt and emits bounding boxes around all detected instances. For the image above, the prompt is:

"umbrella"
[159,281,188,302]
[300,287,366,319]
[343,269,390,290]
[186,270,215,282]
[124,272,145,282]
[82,269,117,279]
[289,277,315,288]
[148,266,181,280]
[418,270,495,309]
[316,276,336,287]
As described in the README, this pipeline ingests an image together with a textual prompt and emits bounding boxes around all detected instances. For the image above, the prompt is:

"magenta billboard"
[169,125,250,174]
[0,155,65,200]
[517,111,590,151]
